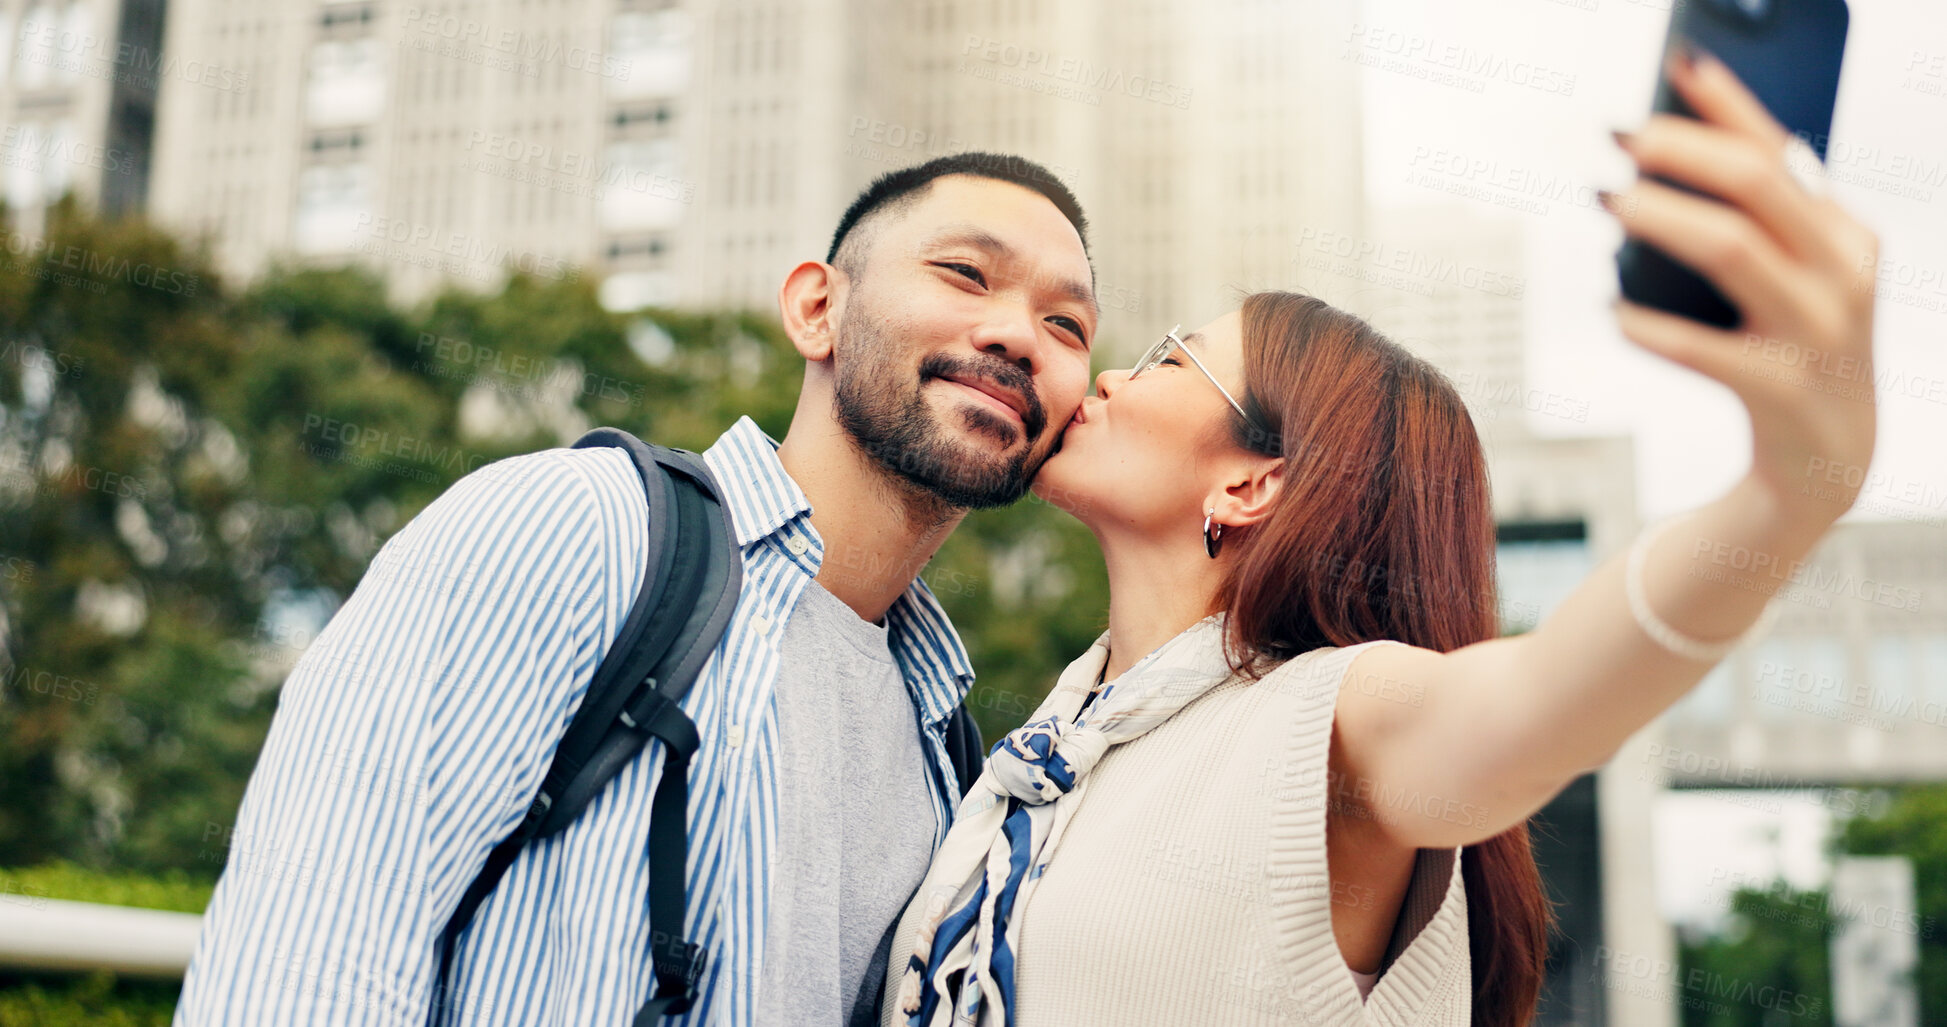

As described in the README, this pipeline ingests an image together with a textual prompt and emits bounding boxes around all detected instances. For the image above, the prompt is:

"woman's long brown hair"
[1218,291,1554,1026]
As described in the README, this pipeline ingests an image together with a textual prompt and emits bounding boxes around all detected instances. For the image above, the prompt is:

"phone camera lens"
[1717,0,1772,21]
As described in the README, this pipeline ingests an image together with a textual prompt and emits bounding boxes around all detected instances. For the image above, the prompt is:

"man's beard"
[833,302,1050,511]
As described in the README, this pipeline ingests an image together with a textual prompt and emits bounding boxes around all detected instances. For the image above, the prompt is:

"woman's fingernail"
[1597,188,1621,212]
[1611,128,1636,151]
[1671,38,1715,75]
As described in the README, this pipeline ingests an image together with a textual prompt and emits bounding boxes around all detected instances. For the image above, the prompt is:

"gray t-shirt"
[754,579,939,1027]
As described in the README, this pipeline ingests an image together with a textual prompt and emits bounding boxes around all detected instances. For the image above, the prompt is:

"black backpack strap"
[942,704,984,799]
[540,438,740,838]
[610,440,743,1022]
[433,429,741,1021]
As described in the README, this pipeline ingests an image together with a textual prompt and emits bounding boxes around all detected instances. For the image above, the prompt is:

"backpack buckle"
[623,685,700,755]
[650,931,708,1014]
[520,791,553,830]
[618,679,663,730]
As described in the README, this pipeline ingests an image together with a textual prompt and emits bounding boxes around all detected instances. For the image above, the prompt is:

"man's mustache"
[919,353,1048,441]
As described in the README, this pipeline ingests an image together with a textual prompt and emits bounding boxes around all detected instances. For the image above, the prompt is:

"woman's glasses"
[1128,324,1253,424]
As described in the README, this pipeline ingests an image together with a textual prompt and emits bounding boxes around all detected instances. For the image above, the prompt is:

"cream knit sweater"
[880,638,1472,1026]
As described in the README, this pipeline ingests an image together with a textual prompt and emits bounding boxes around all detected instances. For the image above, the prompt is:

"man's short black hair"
[824,152,1090,275]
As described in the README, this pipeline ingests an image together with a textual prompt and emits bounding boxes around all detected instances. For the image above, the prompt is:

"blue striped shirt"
[175,416,977,1026]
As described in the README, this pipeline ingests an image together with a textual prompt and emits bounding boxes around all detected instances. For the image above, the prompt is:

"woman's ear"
[1212,458,1283,529]
[779,261,841,362]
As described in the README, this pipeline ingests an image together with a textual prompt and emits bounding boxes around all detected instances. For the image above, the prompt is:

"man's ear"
[779,261,843,362]
[1211,457,1283,529]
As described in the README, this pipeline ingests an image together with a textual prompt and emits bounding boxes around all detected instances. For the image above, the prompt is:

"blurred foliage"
[0,200,1103,887]
[0,860,213,913]
[0,970,179,1027]
[1675,881,1836,1026]
[1676,784,1947,1026]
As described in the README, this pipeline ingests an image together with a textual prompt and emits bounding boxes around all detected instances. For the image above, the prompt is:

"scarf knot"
[988,716,1108,804]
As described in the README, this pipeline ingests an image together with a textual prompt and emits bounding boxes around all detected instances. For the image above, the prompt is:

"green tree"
[0,199,1110,886]
[1675,882,1836,1027]
[1675,784,1947,1026]
[1835,785,1947,1017]
[1,196,272,874]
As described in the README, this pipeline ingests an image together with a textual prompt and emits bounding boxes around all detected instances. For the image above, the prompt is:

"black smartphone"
[1615,0,1849,329]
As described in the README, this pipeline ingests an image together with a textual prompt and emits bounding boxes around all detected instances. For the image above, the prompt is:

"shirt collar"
[703,416,813,548]
[703,417,977,722]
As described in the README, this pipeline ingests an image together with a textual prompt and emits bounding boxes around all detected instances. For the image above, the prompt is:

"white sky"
[1360,0,1947,523]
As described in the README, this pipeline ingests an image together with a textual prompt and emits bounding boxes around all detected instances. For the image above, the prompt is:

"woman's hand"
[1603,46,1880,530]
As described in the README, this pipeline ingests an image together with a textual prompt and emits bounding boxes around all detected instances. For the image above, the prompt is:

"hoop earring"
[1202,508,1223,559]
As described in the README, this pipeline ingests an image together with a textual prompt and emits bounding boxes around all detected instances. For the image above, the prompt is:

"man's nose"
[971,315,1040,374]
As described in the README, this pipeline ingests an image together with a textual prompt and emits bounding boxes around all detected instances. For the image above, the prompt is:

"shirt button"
[750,614,771,635]
[726,723,745,748]
[785,535,808,556]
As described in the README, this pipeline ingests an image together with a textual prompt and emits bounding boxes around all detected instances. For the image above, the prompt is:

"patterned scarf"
[895,614,1234,1026]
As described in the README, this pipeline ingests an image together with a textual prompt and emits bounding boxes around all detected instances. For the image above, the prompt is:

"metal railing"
[0,897,200,978]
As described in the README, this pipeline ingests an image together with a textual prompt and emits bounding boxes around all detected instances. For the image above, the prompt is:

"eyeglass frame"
[1128,324,1255,425]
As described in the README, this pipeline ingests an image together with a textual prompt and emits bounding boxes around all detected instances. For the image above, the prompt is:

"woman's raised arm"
[1331,46,1882,850]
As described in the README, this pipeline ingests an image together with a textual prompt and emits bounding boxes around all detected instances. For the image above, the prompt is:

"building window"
[607,8,692,99]
[306,39,385,126]
[610,102,677,139]
[604,234,669,262]
[293,163,371,254]
[1921,635,1947,706]
[306,128,367,161]
[2,119,77,209]
[600,138,685,232]
[14,3,59,89]
[318,2,376,34]
[1495,520,1591,635]
[51,1,88,85]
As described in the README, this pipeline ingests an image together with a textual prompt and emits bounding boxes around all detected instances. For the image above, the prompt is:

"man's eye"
[1048,316,1086,343]
[938,262,985,286]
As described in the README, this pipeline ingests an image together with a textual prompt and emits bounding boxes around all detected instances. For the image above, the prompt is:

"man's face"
[831,175,1097,509]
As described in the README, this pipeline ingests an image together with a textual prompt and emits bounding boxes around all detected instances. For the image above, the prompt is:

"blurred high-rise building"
[0,0,166,236]
[839,0,1370,348]
[146,0,672,306]
[1666,517,1947,783]
[140,0,1368,352]
[1359,204,1530,429]
[1353,200,1668,1026]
